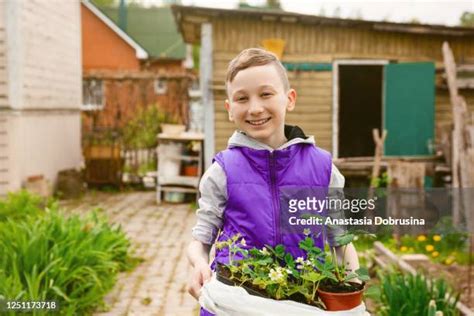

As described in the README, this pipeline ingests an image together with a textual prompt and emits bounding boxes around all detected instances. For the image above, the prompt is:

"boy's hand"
[187,260,212,300]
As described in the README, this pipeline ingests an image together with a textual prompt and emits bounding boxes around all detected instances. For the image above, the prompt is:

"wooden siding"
[10,0,81,110]
[0,112,8,195]
[0,0,7,108]
[210,18,474,153]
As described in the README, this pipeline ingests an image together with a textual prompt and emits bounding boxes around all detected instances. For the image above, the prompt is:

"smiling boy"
[186,48,360,312]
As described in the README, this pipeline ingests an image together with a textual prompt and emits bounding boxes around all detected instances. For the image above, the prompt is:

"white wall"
[7,0,82,110]
[0,0,7,108]
[1,0,82,195]
[7,111,82,191]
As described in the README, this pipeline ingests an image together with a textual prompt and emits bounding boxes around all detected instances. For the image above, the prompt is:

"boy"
[186,48,360,307]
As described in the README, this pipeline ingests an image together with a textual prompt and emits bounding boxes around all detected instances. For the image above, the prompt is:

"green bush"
[0,193,137,315]
[0,190,54,222]
[377,271,460,316]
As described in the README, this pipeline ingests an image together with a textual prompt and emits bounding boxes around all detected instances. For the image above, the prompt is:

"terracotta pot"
[317,284,365,311]
[183,165,198,176]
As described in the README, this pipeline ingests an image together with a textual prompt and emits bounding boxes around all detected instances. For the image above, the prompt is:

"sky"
[144,0,474,26]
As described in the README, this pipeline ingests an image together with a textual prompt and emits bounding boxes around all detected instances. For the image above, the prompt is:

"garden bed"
[372,241,473,315]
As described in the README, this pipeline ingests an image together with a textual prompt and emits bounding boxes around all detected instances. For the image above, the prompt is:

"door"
[338,65,383,157]
[383,62,435,156]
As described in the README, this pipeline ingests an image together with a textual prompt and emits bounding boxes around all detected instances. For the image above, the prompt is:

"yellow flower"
[400,246,408,252]
[445,257,455,265]
[431,251,439,258]
[433,235,442,242]
[425,245,434,252]
[417,235,427,242]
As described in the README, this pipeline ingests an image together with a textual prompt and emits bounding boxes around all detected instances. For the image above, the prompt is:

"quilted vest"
[212,143,332,265]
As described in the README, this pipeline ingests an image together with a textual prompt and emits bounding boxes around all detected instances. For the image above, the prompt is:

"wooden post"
[442,42,468,225]
[200,23,214,169]
[370,128,387,188]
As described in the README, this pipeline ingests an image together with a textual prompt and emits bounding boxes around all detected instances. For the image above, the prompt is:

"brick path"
[62,191,200,316]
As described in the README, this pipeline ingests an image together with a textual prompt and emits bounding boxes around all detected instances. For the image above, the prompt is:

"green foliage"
[376,272,459,316]
[370,172,391,188]
[0,190,55,223]
[122,105,166,149]
[385,217,469,265]
[460,11,474,27]
[217,230,369,306]
[0,192,138,315]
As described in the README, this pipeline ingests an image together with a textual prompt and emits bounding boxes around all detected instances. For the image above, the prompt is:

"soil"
[407,260,474,310]
[216,264,323,308]
[319,280,364,293]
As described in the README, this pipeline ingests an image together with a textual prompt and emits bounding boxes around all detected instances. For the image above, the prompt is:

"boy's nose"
[248,101,264,115]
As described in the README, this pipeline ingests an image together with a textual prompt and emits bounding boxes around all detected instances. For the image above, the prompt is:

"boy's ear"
[224,99,234,122]
[286,89,297,112]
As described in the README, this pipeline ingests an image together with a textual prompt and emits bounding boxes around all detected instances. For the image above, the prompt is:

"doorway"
[333,61,387,158]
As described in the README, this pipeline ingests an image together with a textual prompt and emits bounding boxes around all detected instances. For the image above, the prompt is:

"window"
[154,79,167,95]
[82,79,104,111]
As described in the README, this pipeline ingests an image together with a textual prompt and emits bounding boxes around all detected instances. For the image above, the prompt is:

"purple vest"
[213,143,332,265]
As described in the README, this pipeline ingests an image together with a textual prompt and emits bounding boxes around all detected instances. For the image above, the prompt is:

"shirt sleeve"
[326,163,347,247]
[191,162,227,245]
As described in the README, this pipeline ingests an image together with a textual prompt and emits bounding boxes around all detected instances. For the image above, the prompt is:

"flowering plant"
[215,230,369,308]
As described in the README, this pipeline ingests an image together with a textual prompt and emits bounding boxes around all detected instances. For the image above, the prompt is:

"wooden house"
[172,6,474,169]
[81,1,192,135]
[0,1,82,195]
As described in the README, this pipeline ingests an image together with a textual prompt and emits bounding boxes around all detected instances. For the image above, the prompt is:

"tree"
[460,11,474,27]
[91,0,117,7]
[265,0,281,10]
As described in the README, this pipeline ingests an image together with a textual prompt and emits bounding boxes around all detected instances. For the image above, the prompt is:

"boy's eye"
[236,96,248,102]
[261,92,273,97]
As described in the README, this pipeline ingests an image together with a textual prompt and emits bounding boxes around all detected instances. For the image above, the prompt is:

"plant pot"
[183,164,198,176]
[317,283,365,311]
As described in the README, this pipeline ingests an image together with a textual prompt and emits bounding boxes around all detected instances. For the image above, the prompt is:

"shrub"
[0,193,137,315]
[377,271,459,316]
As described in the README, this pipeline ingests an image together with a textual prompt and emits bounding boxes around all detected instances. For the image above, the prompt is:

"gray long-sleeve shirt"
[192,130,346,246]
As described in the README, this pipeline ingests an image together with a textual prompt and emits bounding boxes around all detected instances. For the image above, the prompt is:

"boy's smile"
[225,64,296,149]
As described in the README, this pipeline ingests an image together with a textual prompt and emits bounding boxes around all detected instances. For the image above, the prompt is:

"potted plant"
[215,230,370,311]
[316,232,370,311]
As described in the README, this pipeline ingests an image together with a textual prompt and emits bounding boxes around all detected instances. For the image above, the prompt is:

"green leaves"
[377,272,459,316]
[300,271,324,283]
[335,233,355,246]
[0,192,137,315]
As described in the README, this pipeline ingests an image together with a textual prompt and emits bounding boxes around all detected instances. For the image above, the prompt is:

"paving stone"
[63,191,198,316]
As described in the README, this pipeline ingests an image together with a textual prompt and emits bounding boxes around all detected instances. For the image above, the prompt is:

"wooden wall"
[8,0,82,110]
[0,0,82,195]
[210,17,474,153]
[0,0,7,109]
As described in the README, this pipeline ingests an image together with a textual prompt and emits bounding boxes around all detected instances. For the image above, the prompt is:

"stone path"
[62,191,200,316]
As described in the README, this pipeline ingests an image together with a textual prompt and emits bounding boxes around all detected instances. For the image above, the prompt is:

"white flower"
[269,268,285,282]
[296,257,304,264]
[260,247,270,255]
[240,238,246,246]
[305,260,312,266]
[286,269,293,274]
[303,228,311,236]
[296,264,304,270]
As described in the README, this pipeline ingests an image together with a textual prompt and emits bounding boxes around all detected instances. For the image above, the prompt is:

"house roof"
[172,5,474,44]
[100,6,186,59]
[82,0,148,59]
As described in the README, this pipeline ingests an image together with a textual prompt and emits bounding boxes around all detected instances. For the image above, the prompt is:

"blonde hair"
[225,48,290,95]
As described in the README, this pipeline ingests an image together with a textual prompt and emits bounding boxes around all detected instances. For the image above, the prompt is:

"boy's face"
[225,64,296,148]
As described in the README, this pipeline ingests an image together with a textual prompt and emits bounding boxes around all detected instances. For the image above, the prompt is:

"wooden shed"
[172,5,474,167]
